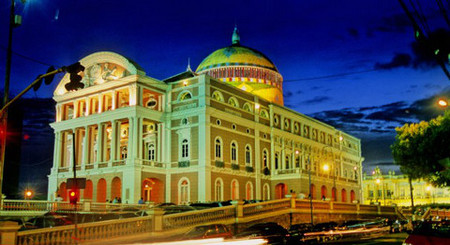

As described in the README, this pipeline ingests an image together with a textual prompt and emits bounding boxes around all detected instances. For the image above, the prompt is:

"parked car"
[182,224,233,240]
[235,222,290,245]
[288,223,315,244]
[25,214,73,229]
[403,220,450,245]
[312,221,338,232]
[189,201,232,210]
[161,205,196,214]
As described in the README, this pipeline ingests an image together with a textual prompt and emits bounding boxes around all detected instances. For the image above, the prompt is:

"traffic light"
[69,189,78,205]
[32,66,57,91]
[64,62,85,91]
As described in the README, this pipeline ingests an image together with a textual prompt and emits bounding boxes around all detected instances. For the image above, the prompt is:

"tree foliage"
[391,110,450,186]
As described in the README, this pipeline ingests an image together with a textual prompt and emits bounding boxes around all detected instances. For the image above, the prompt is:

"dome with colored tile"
[196,27,284,105]
[196,45,278,72]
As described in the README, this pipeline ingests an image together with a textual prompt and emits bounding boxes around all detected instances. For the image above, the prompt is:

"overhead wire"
[435,0,450,27]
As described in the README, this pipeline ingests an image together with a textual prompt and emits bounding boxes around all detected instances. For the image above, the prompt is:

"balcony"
[215,160,224,168]
[245,166,254,173]
[178,160,190,168]
[231,163,239,170]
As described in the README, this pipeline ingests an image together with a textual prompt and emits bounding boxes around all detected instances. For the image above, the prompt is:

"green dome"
[196,44,278,73]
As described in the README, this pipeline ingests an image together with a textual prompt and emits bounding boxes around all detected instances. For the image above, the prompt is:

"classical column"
[73,101,79,119]
[112,90,117,110]
[111,120,117,162]
[137,117,143,159]
[198,76,211,201]
[254,128,261,200]
[96,123,103,166]
[85,97,91,116]
[98,94,103,113]
[82,126,89,168]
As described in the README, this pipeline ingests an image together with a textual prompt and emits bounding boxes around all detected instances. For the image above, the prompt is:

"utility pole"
[0,0,18,205]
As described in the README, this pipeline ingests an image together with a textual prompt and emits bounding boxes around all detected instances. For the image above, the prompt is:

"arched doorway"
[263,184,270,200]
[246,182,253,200]
[341,189,347,203]
[59,182,67,201]
[97,178,107,202]
[332,187,337,201]
[350,190,356,203]
[111,177,122,201]
[310,184,316,199]
[275,183,287,199]
[321,185,327,199]
[84,180,93,200]
[231,180,239,200]
[142,178,164,203]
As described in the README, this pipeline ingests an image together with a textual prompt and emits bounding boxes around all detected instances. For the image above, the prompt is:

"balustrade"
[163,206,235,230]
[1,197,423,245]
[243,199,290,216]
[16,216,152,245]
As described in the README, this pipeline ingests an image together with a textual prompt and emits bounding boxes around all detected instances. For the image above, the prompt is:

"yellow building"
[362,167,450,206]
[48,28,364,204]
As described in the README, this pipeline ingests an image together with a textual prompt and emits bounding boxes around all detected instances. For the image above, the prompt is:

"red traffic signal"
[69,189,79,205]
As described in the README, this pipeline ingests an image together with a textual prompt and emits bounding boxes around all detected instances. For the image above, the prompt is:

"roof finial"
[186,57,192,71]
[232,25,240,45]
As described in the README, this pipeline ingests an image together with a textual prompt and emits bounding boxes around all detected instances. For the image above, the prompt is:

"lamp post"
[307,155,313,225]
[321,145,337,201]
[1,0,23,205]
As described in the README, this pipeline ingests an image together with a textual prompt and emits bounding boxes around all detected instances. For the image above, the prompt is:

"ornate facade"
[48,30,363,204]
[363,168,450,206]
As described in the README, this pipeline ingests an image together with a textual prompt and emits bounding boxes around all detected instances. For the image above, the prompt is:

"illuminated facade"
[48,29,363,204]
[362,167,450,206]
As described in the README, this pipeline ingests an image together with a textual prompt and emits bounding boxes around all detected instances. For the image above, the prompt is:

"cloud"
[371,13,411,34]
[302,96,331,105]
[347,28,359,38]
[375,29,450,71]
[284,91,293,98]
[374,53,412,70]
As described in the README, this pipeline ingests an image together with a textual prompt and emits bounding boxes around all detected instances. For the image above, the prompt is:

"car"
[288,223,315,244]
[403,220,450,245]
[25,214,73,229]
[161,205,196,214]
[312,221,338,232]
[235,222,290,245]
[181,224,233,240]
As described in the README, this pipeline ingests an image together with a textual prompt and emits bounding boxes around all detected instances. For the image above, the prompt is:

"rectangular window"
[369,190,373,198]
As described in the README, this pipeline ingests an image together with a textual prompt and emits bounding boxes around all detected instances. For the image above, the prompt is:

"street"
[327,232,408,245]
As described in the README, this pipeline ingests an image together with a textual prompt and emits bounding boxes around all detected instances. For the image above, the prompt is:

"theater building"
[48,28,364,204]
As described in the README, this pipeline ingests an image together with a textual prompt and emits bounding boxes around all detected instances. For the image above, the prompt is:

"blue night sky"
[0,0,449,186]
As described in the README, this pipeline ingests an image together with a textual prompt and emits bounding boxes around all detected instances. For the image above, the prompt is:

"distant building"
[362,167,450,206]
[47,28,363,204]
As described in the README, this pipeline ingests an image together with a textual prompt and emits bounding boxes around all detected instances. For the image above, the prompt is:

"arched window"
[245,145,252,166]
[215,137,222,160]
[148,144,155,161]
[181,139,189,159]
[295,154,300,168]
[212,91,224,102]
[341,189,347,203]
[179,178,190,204]
[178,91,192,101]
[246,182,254,200]
[263,184,270,201]
[275,153,279,169]
[228,97,239,108]
[231,179,239,200]
[260,109,269,118]
[243,103,252,113]
[285,155,290,169]
[215,178,223,201]
[262,149,268,168]
[231,142,237,163]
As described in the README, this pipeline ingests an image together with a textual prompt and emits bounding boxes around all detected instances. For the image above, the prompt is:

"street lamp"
[321,146,337,201]
[307,155,313,225]
[25,189,33,200]
[437,98,448,108]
